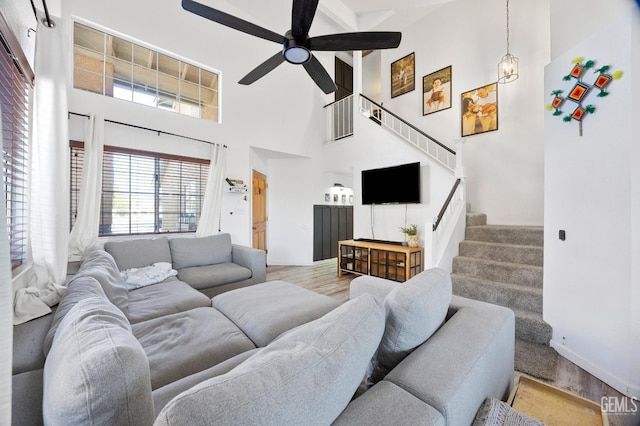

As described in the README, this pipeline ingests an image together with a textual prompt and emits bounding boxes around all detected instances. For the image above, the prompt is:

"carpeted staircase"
[451,211,559,381]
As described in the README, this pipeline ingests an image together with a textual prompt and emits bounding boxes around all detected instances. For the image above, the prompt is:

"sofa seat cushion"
[105,237,172,271]
[73,250,129,315]
[43,297,154,426]
[127,279,211,324]
[169,234,233,270]
[132,307,256,389]
[212,280,340,347]
[154,294,385,426]
[367,267,452,385]
[332,381,445,426]
[177,263,252,290]
[12,369,45,426]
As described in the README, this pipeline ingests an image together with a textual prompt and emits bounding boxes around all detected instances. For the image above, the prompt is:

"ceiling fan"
[182,0,402,93]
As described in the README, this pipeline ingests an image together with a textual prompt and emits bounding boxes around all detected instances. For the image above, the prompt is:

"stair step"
[514,339,559,380]
[465,225,544,246]
[512,308,552,345]
[451,274,543,314]
[452,256,543,288]
[466,212,487,227]
[459,240,543,267]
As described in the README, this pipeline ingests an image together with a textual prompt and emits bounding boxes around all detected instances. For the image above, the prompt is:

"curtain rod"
[30,0,54,28]
[68,111,225,148]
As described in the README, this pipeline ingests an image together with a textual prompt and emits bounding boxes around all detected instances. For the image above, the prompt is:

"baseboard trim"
[550,339,640,399]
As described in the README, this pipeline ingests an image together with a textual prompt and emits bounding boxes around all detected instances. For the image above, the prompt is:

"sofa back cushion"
[74,250,129,315]
[104,237,172,271]
[155,294,385,426]
[43,297,154,426]
[169,234,232,270]
[42,275,106,357]
[367,267,452,385]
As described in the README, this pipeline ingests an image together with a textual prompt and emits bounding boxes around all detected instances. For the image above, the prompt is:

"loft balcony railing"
[324,95,354,142]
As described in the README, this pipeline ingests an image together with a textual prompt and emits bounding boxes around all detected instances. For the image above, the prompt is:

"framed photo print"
[461,82,498,137]
[423,66,452,116]
[391,52,415,98]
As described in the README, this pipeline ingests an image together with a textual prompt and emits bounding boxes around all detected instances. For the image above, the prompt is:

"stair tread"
[454,255,543,271]
[467,225,544,230]
[460,239,544,250]
[451,273,542,295]
[511,307,549,322]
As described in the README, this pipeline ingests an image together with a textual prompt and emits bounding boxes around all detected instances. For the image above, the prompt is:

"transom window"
[70,142,209,236]
[73,22,220,122]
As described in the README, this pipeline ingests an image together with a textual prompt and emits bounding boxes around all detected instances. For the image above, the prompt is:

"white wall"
[323,111,456,248]
[62,0,333,254]
[544,6,640,397]
[374,0,550,226]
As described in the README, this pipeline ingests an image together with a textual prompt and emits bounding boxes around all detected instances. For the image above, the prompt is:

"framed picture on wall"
[460,82,498,137]
[391,52,415,98]
[423,66,452,115]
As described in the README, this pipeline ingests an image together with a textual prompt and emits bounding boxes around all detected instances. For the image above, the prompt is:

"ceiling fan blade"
[302,55,337,94]
[238,52,285,85]
[182,0,285,44]
[308,32,402,51]
[291,0,319,40]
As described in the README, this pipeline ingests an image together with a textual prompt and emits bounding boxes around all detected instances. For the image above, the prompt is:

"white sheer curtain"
[196,144,227,237]
[1,107,14,425]
[68,114,104,260]
[13,16,69,324]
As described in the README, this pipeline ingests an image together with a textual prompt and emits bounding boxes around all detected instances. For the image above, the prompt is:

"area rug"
[472,397,545,426]
[514,339,559,382]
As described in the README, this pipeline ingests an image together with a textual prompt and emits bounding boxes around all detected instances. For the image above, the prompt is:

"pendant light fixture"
[498,0,519,83]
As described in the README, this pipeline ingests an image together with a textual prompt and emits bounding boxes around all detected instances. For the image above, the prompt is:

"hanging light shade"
[498,0,519,83]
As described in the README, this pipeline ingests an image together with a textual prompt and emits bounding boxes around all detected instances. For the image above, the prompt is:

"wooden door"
[335,57,353,101]
[252,170,267,252]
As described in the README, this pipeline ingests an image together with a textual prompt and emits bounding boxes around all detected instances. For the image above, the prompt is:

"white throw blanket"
[121,262,178,290]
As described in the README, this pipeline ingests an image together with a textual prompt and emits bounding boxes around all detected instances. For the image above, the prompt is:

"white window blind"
[1,29,30,272]
[70,142,209,236]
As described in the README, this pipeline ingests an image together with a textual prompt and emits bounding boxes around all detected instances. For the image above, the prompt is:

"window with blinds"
[1,31,30,271]
[70,142,209,236]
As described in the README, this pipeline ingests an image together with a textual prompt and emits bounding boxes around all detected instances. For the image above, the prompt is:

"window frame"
[72,20,221,123]
[70,141,210,237]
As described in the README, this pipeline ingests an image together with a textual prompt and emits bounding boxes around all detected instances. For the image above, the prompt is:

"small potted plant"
[399,224,419,247]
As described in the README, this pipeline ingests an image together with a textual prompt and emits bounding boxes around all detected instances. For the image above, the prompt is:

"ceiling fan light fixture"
[283,46,311,64]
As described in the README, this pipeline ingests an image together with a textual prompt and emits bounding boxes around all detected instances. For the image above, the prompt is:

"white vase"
[407,235,419,247]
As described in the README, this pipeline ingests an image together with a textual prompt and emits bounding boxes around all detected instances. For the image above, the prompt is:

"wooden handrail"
[433,179,461,231]
[359,94,456,155]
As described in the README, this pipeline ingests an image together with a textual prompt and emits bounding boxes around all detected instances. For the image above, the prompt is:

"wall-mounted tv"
[361,162,421,205]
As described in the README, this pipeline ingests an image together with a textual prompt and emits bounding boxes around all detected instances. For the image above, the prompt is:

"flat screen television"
[361,162,421,205]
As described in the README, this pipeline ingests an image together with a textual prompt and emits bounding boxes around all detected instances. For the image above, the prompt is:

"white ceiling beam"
[317,0,359,31]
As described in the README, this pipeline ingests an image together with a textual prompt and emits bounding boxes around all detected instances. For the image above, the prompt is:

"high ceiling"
[227,0,455,35]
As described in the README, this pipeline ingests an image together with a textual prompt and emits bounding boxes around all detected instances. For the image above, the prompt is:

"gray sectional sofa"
[104,233,266,298]
[12,247,515,426]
